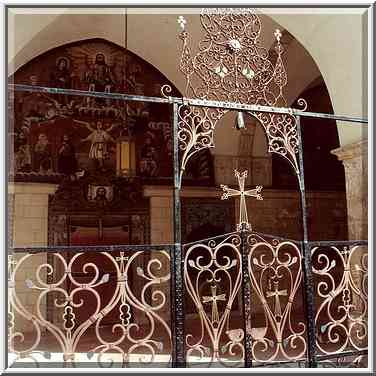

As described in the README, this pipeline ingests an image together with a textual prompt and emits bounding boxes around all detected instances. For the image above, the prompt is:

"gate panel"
[311,242,368,367]
[183,232,244,367]
[9,246,172,367]
[246,233,307,365]
[182,231,311,367]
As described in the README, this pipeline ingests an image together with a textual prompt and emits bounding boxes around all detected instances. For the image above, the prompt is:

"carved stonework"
[332,140,368,240]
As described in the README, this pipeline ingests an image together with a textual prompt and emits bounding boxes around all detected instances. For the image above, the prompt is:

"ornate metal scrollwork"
[183,233,244,366]
[177,104,226,183]
[178,9,288,105]
[8,250,171,367]
[177,105,300,185]
[247,234,306,363]
[173,8,305,182]
[312,245,368,356]
[249,112,299,174]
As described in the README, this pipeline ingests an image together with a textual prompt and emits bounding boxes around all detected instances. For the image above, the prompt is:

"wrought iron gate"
[182,231,367,368]
[7,83,368,368]
[7,8,368,369]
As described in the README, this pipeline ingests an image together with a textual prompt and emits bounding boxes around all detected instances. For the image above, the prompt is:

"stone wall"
[243,189,348,241]
[9,183,57,333]
[149,196,174,244]
[214,155,272,187]
[144,185,348,242]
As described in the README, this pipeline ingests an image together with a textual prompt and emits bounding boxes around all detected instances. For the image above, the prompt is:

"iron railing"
[7,84,368,368]
[8,238,368,368]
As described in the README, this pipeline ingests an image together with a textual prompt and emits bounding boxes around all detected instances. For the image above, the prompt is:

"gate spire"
[220,169,263,232]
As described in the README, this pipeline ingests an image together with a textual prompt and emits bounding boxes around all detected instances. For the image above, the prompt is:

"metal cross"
[116,252,129,274]
[266,280,288,319]
[274,29,282,43]
[220,169,263,231]
[177,16,187,31]
[202,285,226,325]
[116,252,128,263]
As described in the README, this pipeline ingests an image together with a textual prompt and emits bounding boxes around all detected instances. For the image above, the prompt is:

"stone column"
[331,140,368,240]
[8,183,57,334]
[332,140,368,342]
[143,187,174,322]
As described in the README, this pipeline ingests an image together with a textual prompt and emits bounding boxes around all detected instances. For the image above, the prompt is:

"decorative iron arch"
[163,8,308,185]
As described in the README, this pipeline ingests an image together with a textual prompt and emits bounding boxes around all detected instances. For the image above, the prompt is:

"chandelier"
[177,8,289,107]
[163,8,307,185]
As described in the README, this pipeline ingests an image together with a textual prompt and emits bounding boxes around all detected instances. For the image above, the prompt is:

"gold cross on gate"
[116,252,129,274]
[202,285,226,326]
[116,252,128,263]
[220,169,263,231]
[266,280,288,319]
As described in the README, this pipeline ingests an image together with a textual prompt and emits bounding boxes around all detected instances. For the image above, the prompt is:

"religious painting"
[10,38,215,186]
[87,185,114,202]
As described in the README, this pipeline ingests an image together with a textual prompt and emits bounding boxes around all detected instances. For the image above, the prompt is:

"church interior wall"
[7,9,367,249]
[6,8,368,357]
[7,8,367,147]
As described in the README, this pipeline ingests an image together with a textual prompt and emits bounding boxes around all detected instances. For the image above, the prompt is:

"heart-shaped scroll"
[312,244,368,355]
[248,238,306,362]
[184,233,243,363]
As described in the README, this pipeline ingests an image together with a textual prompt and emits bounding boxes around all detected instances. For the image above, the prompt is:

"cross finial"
[274,29,282,43]
[220,169,263,232]
[116,252,128,274]
[177,16,187,30]
[116,252,128,263]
